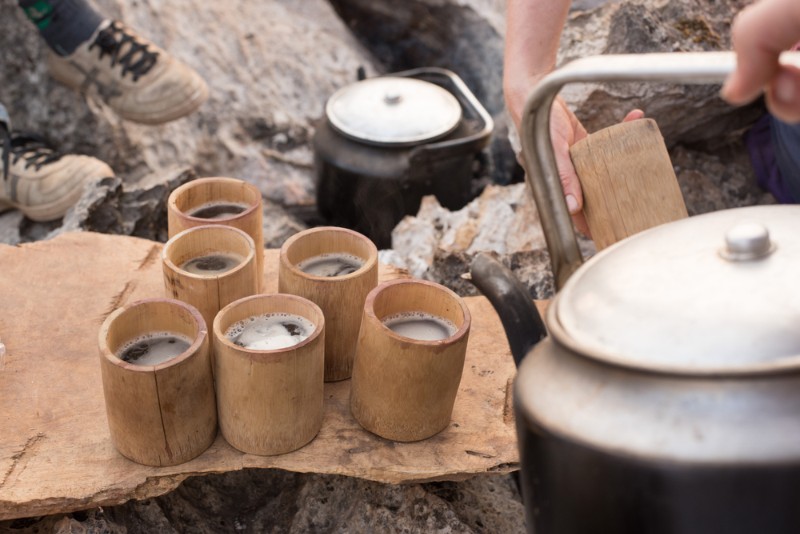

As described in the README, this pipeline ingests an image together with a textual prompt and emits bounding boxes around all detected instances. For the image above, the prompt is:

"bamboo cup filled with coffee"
[279,227,378,381]
[162,225,258,332]
[168,177,265,290]
[350,279,471,442]
[98,298,217,466]
[213,293,325,456]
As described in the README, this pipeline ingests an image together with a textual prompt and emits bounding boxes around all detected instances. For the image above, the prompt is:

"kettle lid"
[555,205,800,375]
[325,76,462,146]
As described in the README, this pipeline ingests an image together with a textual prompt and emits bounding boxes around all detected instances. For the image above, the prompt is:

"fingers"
[766,65,800,122]
[722,0,800,116]
[622,109,645,122]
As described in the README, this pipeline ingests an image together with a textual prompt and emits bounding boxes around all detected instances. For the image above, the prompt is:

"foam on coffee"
[296,253,364,277]
[188,201,249,220]
[383,311,457,341]
[225,313,316,351]
[117,332,193,365]
[180,252,244,275]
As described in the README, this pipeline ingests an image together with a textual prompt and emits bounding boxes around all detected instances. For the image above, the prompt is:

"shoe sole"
[50,63,210,126]
[120,81,209,125]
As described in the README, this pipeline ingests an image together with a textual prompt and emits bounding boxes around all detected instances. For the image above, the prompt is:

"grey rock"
[559,0,763,146]
[45,167,196,242]
[0,0,379,207]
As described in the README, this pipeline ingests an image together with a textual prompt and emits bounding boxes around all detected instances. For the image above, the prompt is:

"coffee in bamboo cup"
[98,298,217,466]
[279,227,378,381]
[162,225,258,332]
[350,279,471,442]
[213,293,325,455]
[167,177,265,290]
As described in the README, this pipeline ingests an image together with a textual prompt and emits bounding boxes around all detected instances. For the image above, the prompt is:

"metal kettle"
[471,52,800,534]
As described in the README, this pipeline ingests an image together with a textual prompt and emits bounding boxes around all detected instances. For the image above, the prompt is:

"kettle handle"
[520,51,800,289]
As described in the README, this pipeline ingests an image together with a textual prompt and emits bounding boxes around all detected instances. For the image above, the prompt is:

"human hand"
[509,93,644,235]
[722,0,800,122]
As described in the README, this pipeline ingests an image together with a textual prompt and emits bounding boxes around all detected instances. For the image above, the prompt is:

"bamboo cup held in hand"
[569,118,688,250]
[350,279,471,442]
[279,227,378,382]
[98,298,217,467]
[213,294,325,456]
[162,225,258,332]
[167,177,265,289]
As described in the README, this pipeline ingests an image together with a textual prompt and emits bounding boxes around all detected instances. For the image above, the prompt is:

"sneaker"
[0,121,114,222]
[46,20,209,125]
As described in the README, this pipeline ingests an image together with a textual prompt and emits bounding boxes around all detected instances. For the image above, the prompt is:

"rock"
[0,168,308,247]
[390,183,592,298]
[559,0,762,146]
[0,0,379,207]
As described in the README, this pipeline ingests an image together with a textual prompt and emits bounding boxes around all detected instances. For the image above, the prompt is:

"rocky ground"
[0,0,777,532]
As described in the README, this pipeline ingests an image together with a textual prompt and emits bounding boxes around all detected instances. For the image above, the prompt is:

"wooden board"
[0,232,546,520]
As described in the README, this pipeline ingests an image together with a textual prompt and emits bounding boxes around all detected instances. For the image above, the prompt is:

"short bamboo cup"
[278,227,378,381]
[167,177,265,290]
[98,298,217,466]
[350,279,471,442]
[162,225,258,332]
[213,294,325,456]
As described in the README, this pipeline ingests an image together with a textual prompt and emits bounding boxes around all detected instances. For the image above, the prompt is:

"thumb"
[622,109,645,122]
[766,66,800,123]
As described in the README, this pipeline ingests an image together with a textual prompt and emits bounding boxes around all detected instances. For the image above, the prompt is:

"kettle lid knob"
[721,222,774,261]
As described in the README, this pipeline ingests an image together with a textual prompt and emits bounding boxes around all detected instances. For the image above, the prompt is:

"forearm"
[503,0,572,128]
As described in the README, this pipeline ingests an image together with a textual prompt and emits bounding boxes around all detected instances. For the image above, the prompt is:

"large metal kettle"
[471,52,800,534]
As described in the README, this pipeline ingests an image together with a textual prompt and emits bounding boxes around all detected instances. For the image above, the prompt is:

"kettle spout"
[469,253,547,368]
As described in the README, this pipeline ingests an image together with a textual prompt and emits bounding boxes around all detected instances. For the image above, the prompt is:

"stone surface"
[0,0,378,207]
[559,0,762,146]
[0,471,525,534]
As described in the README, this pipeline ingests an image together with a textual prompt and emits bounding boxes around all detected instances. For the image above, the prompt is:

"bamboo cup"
[350,279,471,442]
[569,118,688,250]
[162,225,258,332]
[278,227,378,381]
[213,294,325,455]
[98,298,217,466]
[167,177,265,290]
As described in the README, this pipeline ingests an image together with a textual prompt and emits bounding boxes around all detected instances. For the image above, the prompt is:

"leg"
[770,117,800,203]
[18,0,103,56]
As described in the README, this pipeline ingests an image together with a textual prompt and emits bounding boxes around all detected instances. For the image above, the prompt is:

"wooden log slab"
[0,232,540,521]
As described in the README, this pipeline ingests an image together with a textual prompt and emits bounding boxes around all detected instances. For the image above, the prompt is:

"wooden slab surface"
[0,232,544,520]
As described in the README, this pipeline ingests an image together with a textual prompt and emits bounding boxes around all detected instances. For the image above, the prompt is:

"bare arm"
[503,0,642,234]
[722,0,800,122]
[503,0,571,129]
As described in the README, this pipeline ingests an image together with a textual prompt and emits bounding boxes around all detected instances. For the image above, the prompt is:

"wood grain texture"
[279,227,379,381]
[162,225,258,331]
[350,279,471,442]
[213,294,325,456]
[167,177,265,290]
[98,299,217,467]
[569,119,688,250]
[0,232,539,520]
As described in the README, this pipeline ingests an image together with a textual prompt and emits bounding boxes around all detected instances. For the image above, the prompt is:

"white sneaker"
[47,20,209,125]
[0,124,113,221]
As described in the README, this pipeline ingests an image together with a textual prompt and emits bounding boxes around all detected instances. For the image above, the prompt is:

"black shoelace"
[1,123,63,182]
[88,21,159,82]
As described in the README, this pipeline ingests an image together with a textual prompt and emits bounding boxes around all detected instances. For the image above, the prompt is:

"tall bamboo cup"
[98,298,217,466]
[213,294,325,455]
[279,227,378,381]
[350,279,471,442]
[162,225,258,332]
[569,118,688,250]
[167,177,265,290]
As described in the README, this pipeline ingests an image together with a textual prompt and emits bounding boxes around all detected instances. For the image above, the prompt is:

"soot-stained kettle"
[471,52,800,534]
